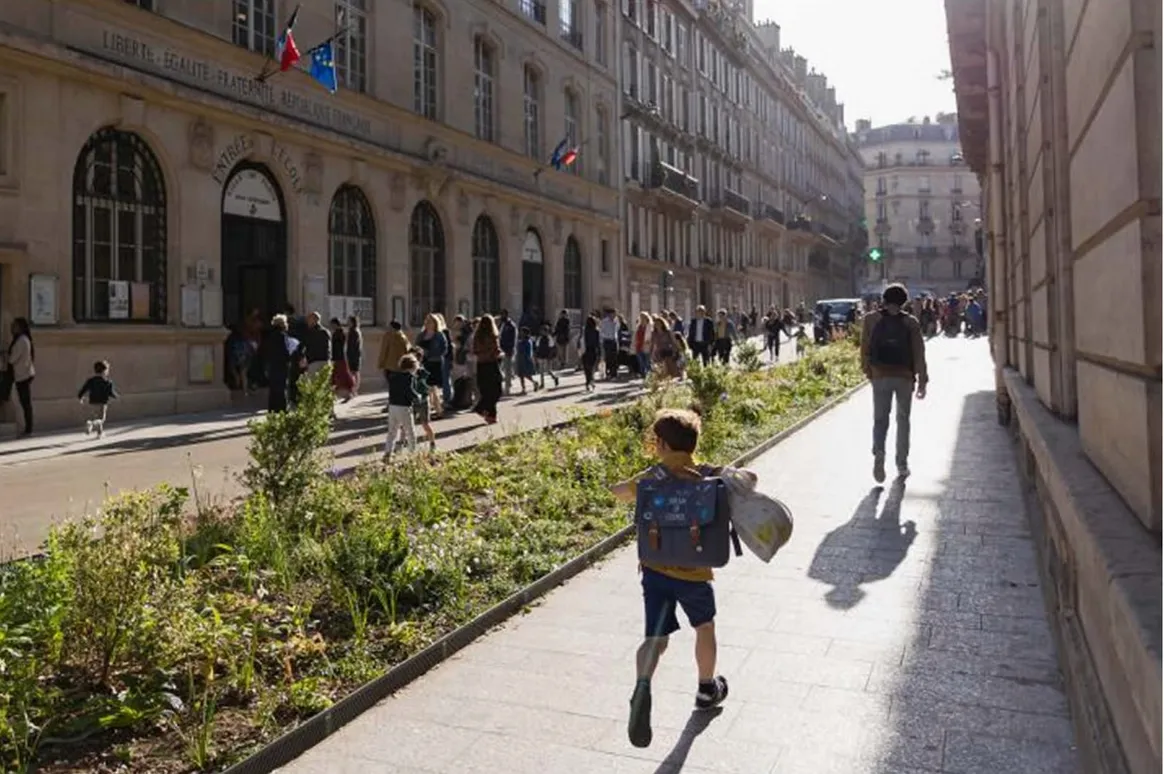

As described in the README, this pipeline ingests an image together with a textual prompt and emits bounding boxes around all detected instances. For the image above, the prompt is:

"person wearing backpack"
[534,324,560,389]
[610,408,756,749]
[860,283,928,483]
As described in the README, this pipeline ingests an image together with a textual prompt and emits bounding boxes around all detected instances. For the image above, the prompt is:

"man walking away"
[860,283,928,483]
[498,310,518,395]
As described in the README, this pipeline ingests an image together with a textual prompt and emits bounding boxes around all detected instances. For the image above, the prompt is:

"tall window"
[473,38,495,142]
[409,202,445,326]
[520,0,547,24]
[232,0,276,56]
[564,91,579,175]
[560,0,581,48]
[335,0,368,93]
[328,186,376,306]
[413,5,439,119]
[594,1,607,66]
[523,66,541,159]
[596,106,609,185]
[563,236,583,309]
[72,128,167,322]
[471,215,500,315]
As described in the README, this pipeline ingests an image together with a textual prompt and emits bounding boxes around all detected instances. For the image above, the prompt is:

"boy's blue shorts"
[641,566,716,638]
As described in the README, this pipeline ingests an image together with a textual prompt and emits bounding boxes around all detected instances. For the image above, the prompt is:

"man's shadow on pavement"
[807,480,915,610]
[652,707,723,773]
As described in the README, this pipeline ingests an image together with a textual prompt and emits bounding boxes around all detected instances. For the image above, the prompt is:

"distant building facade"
[619,3,864,320]
[948,1,1160,773]
[851,115,982,297]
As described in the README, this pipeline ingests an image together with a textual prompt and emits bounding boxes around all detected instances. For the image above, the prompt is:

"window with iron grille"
[524,66,541,159]
[564,91,579,175]
[413,5,439,119]
[409,201,445,325]
[560,0,582,49]
[472,216,500,315]
[474,38,496,142]
[520,0,547,24]
[72,128,167,322]
[335,0,367,93]
[233,0,276,56]
[594,1,607,65]
[328,185,376,307]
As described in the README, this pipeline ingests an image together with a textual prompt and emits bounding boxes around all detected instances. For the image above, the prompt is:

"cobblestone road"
[277,337,1079,774]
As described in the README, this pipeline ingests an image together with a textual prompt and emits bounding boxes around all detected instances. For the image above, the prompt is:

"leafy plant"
[734,339,763,372]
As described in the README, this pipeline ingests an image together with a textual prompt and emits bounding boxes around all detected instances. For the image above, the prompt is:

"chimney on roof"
[855,118,871,131]
[793,55,807,83]
[754,20,780,53]
[838,103,847,128]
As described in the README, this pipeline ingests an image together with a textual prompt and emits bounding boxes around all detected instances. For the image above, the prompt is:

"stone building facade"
[0,0,619,428]
[852,115,983,297]
[947,0,1160,772]
[619,3,863,321]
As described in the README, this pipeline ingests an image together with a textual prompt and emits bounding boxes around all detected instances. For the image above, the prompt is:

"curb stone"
[223,376,870,774]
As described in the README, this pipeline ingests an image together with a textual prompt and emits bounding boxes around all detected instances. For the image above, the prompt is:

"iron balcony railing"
[647,161,699,201]
[722,187,750,216]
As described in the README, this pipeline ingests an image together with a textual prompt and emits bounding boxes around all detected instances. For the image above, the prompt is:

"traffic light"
[867,247,883,262]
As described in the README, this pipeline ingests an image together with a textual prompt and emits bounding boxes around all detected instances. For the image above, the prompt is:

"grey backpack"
[635,465,742,568]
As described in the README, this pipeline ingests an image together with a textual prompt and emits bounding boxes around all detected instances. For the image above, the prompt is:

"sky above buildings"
[754,0,958,129]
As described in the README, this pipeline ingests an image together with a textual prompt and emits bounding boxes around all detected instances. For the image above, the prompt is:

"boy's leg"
[630,569,682,748]
[676,580,728,709]
[403,414,417,452]
[870,378,894,483]
[385,407,402,456]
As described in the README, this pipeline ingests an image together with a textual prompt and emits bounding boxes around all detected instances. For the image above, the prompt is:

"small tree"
[244,368,334,522]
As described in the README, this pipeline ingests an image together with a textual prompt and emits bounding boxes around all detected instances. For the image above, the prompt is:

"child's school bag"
[718,468,794,563]
[634,465,742,568]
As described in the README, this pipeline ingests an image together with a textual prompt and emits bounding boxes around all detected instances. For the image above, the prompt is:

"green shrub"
[0,342,864,772]
[734,339,764,372]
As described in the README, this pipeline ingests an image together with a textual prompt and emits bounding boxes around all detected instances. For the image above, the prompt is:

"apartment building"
[0,0,618,428]
[947,0,1160,771]
[852,114,982,297]
[618,1,863,320]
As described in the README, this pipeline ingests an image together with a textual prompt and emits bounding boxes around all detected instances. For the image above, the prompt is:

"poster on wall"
[303,275,327,317]
[187,344,215,384]
[200,286,223,328]
[108,281,130,319]
[347,297,373,324]
[180,285,202,327]
[327,295,347,323]
[28,274,58,326]
[130,282,151,320]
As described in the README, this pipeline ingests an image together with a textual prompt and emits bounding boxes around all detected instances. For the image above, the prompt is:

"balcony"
[695,0,749,63]
[918,246,938,257]
[753,202,785,232]
[819,224,842,244]
[646,161,701,209]
[559,23,583,50]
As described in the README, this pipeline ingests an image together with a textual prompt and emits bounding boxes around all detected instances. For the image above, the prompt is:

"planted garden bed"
[0,342,863,773]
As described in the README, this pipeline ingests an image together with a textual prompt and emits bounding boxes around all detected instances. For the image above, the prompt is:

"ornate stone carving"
[389,172,407,211]
[303,152,323,195]
[457,189,470,225]
[423,136,450,166]
[188,118,215,172]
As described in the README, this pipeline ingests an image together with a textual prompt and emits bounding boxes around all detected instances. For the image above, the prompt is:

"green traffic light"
[868,248,883,262]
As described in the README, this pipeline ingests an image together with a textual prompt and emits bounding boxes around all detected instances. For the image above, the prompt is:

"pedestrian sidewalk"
[277,338,1079,774]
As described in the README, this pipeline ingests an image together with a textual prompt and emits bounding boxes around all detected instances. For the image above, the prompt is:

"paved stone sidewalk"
[276,337,1079,774]
[0,335,781,557]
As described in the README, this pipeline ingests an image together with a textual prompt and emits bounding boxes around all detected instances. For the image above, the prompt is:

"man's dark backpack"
[635,465,742,568]
[869,313,914,369]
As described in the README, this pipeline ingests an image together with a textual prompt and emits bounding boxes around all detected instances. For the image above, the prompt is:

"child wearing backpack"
[610,408,757,749]
[534,323,560,390]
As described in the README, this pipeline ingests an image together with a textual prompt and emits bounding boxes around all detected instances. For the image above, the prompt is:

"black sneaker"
[627,680,653,748]
[695,676,729,710]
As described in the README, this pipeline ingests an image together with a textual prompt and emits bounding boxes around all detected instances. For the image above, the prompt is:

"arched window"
[471,215,500,315]
[409,201,445,326]
[328,186,376,312]
[72,128,167,322]
[563,236,583,310]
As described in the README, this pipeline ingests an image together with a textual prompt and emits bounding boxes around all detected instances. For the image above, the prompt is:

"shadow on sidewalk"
[807,480,915,610]
[652,707,724,773]
[873,389,1077,772]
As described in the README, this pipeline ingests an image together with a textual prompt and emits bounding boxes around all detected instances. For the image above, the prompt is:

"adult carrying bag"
[635,465,741,569]
[869,313,913,369]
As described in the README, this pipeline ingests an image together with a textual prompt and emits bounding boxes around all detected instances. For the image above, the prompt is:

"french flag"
[275,5,302,71]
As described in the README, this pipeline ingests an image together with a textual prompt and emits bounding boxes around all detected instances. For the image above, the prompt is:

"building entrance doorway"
[221,164,287,327]
[521,229,545,325]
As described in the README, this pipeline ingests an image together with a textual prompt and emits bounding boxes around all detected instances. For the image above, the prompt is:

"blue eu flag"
[309,41,337,94]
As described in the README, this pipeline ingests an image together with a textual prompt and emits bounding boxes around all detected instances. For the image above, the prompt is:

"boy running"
[610,408,757,748]
[77,360,118,437]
